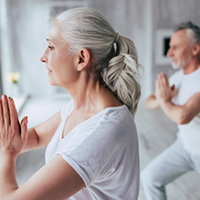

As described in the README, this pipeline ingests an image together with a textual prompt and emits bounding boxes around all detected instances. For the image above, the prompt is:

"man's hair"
[174,21,200,59]
[174,21,200,44]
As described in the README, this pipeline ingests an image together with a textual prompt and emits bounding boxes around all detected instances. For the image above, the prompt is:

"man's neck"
[182,59,200,74]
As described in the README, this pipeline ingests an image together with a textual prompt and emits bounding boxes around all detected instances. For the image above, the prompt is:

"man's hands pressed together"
[155,73,177,104]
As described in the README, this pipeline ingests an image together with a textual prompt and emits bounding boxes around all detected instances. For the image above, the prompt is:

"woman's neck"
[65,71,122,113]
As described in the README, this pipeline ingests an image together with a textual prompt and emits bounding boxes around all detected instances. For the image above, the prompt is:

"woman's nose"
[40,53,47,63]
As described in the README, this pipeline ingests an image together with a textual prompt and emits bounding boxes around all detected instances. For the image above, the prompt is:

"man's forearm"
[146,94,160,110]
[159,100,185,124]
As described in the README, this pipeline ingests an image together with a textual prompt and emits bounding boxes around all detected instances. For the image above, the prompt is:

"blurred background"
[0,0,200,199]
[1,0,200,99]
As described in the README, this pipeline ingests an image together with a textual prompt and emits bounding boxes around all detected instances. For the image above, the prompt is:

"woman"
[0,7,141,200]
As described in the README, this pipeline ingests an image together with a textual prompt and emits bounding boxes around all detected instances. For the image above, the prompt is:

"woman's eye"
[48,46,54,51]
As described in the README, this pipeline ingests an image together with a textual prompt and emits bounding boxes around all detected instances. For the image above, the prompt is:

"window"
[155,29,173,65]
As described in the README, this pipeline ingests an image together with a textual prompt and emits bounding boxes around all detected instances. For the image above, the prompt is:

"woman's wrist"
[0,151,18,199]
[0,151,17,164]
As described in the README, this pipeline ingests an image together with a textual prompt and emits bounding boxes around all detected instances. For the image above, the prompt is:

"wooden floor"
[136,100,200,200]
[17,97,200,199]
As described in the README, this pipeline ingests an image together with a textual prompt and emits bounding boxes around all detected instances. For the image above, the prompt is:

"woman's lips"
[46,68,52,75]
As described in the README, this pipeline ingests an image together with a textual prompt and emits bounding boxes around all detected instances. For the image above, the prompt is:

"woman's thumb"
[21,116,28,144]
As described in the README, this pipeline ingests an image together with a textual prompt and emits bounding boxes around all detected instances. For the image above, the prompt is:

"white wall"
[1,0,53,96]
[1,0,151,98]
[1,0,200,98]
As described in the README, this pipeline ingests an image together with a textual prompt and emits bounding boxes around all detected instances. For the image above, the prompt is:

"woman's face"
[40,22,79,88]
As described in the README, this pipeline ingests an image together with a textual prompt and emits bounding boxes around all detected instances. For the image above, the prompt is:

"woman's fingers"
[0,99,3,127]
[21,117,28,144]
[0,95,27,155]
[8,97,19,130]
[2,94,10,128]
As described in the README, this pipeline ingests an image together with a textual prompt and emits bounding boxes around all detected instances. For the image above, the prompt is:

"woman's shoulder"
[93,105,137,140]
[102,105,135,126]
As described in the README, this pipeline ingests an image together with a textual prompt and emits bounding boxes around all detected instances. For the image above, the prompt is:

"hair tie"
[114,33,120,43]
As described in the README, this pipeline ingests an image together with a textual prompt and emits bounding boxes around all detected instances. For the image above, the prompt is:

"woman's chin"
[48,79,57,86]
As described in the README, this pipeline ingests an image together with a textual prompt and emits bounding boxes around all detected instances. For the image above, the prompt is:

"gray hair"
[174,21,200,58]
[56,7,142,116]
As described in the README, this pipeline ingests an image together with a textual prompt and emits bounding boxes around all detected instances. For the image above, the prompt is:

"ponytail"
[103,35,142,116]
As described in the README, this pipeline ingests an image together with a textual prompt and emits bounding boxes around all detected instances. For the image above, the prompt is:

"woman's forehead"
[47,23,66,46]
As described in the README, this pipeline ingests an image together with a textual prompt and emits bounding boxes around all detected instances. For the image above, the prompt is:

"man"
[141,21,200,200]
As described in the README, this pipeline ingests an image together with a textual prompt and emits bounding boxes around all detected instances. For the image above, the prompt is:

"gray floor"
[17,97,200,199]
[135,101,200,200]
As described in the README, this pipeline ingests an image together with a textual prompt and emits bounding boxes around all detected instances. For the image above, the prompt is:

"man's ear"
[77,49,91,71]
[192,43,200,57]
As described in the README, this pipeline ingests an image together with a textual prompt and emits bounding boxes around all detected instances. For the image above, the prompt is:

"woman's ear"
[77,48,91,71]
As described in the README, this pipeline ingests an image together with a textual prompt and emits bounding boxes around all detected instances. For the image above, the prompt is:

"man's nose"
[166,48,172,57]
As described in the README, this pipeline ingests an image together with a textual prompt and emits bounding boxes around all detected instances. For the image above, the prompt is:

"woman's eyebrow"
[46,38,56,45]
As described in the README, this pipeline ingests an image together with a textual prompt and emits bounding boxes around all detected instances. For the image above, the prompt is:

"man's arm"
[159,92,200,124]
[145,93,160,110]
[155,72,200,124]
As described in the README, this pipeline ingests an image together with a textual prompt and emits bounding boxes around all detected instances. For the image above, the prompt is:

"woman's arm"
[22,111,61,152]
[0,95,84,199]
[0,154,85,200]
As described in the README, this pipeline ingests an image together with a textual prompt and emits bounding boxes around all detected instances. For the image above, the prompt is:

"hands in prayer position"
[0,94,28,157]
[155,73,177,103]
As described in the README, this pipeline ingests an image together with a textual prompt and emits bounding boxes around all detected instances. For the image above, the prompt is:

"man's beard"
[171,56,192,70]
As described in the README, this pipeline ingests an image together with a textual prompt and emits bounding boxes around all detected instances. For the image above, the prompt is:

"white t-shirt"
[45,100,140,200]
[169,68,200,155]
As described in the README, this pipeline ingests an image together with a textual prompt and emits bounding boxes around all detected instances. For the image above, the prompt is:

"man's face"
[167,30,193,70]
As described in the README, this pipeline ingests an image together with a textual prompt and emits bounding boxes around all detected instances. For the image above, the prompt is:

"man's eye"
[48,46,54,51]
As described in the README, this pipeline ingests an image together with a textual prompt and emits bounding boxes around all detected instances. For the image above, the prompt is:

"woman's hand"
[0,94,28,157]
